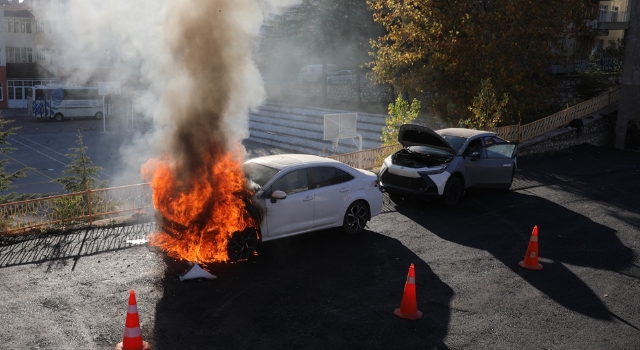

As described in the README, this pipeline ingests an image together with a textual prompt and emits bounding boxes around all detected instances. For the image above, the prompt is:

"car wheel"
[442,176,463,206]
[343,200,369,235]
[94,112,103,120]
[227,227,258,262]
[54,113,64,122]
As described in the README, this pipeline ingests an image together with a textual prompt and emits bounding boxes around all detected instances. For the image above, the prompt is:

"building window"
[612,7,619,22]
[8,81,14,100]
[8,21,13,33]
[37,48,46,62]
[599,5,607,22]
[27,48,33,63]
[26,20,32,34]
[37,21,45,33]
[0,83,4,101]
[15,82,23,100]
[7,47,16,63]
[20,48,26,62]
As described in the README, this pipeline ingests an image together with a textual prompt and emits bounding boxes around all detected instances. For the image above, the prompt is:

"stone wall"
[518,114,617,156]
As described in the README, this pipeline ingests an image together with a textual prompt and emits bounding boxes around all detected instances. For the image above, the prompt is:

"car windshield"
[242,162,280,191]
[407,145,453,159]
[440,135,468,153]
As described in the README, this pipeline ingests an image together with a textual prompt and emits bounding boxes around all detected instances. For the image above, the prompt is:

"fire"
[141,147,258,263]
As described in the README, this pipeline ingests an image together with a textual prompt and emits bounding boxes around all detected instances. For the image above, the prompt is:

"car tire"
[94,112,103,120]
[442,176,463,206]
[227,227,259,262]
[54,113,64,122]
[343,200,369,235]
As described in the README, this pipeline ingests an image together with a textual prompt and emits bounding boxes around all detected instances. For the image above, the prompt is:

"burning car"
[379,125,518,206]
[239,154,383,257]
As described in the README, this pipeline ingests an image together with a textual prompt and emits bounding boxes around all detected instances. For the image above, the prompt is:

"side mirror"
[270,190,287,203]
[470,151,480,161]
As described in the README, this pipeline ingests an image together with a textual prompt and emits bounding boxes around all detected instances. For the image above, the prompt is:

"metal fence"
[0,183,153,235]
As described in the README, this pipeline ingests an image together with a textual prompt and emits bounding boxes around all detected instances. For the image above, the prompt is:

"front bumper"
[379,168,443,197]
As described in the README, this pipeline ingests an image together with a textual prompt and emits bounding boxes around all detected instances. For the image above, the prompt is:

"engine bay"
[391,148,451,168]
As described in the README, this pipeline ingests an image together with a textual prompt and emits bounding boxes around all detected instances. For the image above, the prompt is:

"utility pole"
[615,0,640,149]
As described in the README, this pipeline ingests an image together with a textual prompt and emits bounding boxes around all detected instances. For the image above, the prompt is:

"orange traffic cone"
[519,225,543,270]
[116,290,150,350]
[394,263,423,320]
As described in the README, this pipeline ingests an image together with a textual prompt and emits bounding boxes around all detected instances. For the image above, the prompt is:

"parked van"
[297,64,338,83]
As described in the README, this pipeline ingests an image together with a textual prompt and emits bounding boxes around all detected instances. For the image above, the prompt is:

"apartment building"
[1,0,57,108]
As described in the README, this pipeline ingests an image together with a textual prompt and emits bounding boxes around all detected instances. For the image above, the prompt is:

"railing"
[0,183,153,235]
[331,86,620,169]
[328,144,402,170]
[492,86,619,142]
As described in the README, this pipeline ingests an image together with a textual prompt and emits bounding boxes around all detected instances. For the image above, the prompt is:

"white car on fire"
[229,154,383,261]
[378,125,518,206]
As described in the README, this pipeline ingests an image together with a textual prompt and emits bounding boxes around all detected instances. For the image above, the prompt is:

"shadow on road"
[151,228,453,350]
[394,189,634,323]
[0,222,155,269]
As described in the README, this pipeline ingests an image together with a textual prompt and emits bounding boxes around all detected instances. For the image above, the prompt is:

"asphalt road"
[0,114,639,349]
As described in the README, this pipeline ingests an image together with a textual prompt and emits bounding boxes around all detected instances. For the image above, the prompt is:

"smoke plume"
[40,0,298,185]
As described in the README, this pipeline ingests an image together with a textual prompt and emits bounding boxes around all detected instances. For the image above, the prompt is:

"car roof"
[244,154,342,170]
[436,128,496,138]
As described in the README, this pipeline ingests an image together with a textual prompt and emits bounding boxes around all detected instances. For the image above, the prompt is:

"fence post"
[86,181,92,226]
[517,122,521,141]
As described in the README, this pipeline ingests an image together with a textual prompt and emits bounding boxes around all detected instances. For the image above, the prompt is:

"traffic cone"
[394,263,423,320]
[115,290,150,350]
[519,225,543,270]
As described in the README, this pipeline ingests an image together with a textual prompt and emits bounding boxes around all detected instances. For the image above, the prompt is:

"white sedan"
[228,154,383,261]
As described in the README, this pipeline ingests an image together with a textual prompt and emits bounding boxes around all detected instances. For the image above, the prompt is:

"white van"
[297,64,338,83]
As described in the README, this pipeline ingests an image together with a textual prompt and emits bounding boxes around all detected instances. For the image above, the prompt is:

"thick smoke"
[40,0,298,185]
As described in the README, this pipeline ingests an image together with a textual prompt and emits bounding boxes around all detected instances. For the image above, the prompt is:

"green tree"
[260,0,384,81]
[463,79,510,130]
[381,95,421,146]
[367,0,593,124]
[55,130,108,193]
[0,116,30,204]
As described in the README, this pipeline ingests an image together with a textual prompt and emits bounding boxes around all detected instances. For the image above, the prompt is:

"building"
[2,0,57,108]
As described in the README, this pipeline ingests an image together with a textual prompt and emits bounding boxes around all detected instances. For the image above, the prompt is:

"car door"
[465,137,518,187]
[263,168,315,238]
[308,166,354,228]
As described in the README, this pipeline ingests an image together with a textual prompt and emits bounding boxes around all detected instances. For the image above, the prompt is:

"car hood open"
[398,124,456,155]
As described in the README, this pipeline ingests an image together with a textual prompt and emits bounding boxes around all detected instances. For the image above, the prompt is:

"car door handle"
[339,187,349,192]
[503,164,512,167]
[303,196,314,201]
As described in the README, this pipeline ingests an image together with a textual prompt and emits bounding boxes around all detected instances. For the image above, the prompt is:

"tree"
[259,0,384,81]
[463,78,509,130]
[55,130,108,193]
[381,95,421,146]
[0,117,29,204]
[367,0,593,124]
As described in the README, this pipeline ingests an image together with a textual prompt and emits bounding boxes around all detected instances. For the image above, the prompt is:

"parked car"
[327,70,357,84]
[229,154,383,261]
[378,125,518,206]
[297,64,338,83]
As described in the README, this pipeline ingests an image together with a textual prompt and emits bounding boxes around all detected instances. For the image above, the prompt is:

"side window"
[309,167,335,189]
[335,168,354,183]
[269,169,309,195]
[464,139,483,156]
[309,166,354,189]
[485,144,517,159]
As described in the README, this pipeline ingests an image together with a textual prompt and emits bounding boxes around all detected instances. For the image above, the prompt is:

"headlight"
[417,166,447,176]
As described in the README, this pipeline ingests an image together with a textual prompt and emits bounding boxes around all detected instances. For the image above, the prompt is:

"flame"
[141,146,257,263]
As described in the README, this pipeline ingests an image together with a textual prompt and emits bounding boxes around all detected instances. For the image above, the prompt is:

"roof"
[245,154,339,170]
[7,63,57,79]
[436,128,495,138]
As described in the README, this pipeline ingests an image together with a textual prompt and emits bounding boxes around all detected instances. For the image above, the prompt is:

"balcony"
[598,10,630,30]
